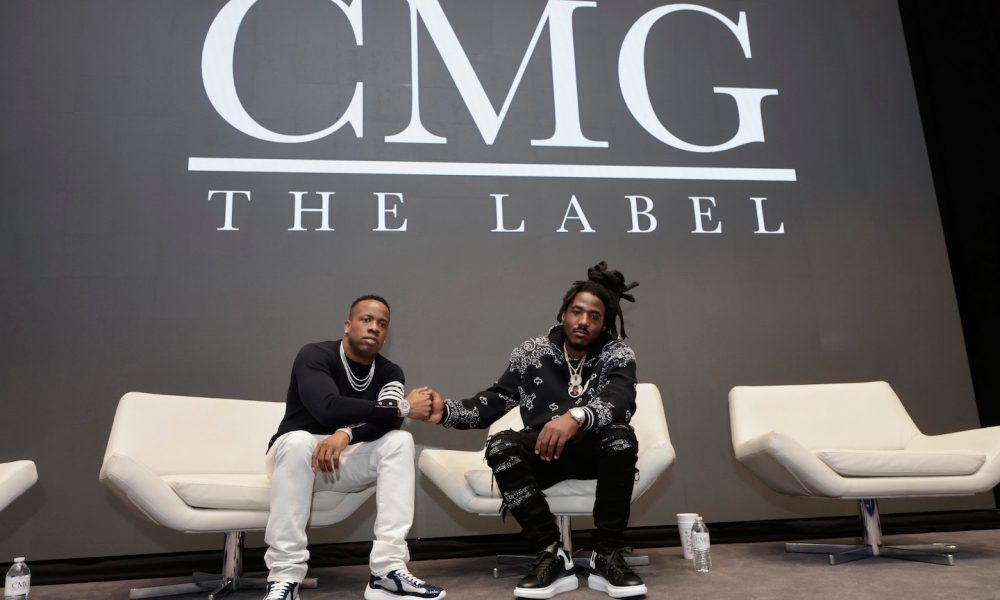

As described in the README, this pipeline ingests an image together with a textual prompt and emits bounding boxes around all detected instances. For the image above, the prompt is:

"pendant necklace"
[563,344,587,398]
[340,340,375,392]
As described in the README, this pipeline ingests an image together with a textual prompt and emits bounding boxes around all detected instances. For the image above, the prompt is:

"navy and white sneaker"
[263,580,299,600]
[514,542,578,599]
[365,569,446,599]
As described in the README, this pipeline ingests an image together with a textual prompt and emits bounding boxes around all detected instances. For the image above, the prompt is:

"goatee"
[565,337,588,353]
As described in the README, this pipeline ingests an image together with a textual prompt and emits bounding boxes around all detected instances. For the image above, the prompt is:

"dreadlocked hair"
[556,261,639,339]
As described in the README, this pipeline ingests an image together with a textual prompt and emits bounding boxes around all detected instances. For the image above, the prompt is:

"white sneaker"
[365,569,446,599]
[263,580,299,600]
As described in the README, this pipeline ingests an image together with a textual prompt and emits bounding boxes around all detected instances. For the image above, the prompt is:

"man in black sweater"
[262,295,446,600]
[424,263,646,599]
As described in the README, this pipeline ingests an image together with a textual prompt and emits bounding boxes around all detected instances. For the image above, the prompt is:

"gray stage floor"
[28,529,1000,599]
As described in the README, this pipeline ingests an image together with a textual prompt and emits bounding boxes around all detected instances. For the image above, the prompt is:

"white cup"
[677,513,700,559]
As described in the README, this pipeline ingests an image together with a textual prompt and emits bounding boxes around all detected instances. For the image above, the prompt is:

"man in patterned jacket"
[424,262,646,599]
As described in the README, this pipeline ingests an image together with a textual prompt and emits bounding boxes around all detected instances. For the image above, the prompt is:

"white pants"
[264,429,415,582]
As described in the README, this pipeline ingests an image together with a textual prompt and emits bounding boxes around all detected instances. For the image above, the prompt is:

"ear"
[343,319,350,334]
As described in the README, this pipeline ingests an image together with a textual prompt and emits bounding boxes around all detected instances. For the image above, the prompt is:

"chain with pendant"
[564,344,587,398]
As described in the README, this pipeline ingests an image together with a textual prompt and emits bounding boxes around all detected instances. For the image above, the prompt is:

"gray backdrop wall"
[0,0,987,561]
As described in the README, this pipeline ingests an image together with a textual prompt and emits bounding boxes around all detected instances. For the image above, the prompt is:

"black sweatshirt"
[268,340,404,449]
[442,325,637,432]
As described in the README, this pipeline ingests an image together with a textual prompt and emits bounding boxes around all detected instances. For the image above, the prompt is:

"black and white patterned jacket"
[442,325,637,432]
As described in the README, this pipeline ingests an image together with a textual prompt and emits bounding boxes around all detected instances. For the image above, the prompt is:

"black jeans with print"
[485,423,639,554]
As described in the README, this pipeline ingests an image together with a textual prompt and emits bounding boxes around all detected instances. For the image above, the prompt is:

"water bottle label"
[692,532,710,550]
[5,573,30,597]
[5,573,29,595]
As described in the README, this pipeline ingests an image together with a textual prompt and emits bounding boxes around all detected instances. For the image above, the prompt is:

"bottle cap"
[14,557,24,562]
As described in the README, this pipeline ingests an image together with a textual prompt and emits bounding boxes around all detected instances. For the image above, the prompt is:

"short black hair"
[349,294,390,317]
[557,262,638,338]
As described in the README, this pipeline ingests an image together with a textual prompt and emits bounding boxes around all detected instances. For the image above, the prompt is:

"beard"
[565,336,589,353]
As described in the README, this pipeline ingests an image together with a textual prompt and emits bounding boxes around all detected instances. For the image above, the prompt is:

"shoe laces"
[394,570,427,587]
[601,548,635,578]
[264,581,295,600]
[528,546,561,579]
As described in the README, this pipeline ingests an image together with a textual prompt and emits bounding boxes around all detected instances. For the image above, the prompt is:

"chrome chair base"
[786,541,957,566]
[129,575,318,599]
[127,531,319,598]
[786,499,957,566]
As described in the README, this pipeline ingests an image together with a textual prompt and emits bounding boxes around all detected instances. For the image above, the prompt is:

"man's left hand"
[427,389,445,424]
[535,413,580,461]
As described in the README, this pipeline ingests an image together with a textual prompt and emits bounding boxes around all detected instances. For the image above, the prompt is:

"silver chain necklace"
[563,344,587,398]
[340,340,375,392]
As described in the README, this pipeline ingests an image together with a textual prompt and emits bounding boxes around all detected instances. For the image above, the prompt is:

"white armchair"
[418,383,675,569]
[0,461,37,513]
[99,392,375,599]
[729,381,1000,565]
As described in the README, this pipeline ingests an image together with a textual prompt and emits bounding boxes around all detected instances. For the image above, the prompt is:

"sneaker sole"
[364,587,446,600]
[587,574,647,598]
[514,573,579,599]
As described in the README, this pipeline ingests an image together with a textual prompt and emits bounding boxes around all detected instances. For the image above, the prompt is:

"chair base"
[492,516,649,578]
[128,531,319,598]
[129,575,319,599]
[785,499,957,566]
[786,542,957,566]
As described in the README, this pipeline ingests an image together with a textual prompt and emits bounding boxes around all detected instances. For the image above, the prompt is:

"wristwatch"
[568,407,586,426]
[375,396,409,417]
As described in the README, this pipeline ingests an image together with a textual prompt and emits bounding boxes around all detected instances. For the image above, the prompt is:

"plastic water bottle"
[4,557,30,599]
[691,518,712,572]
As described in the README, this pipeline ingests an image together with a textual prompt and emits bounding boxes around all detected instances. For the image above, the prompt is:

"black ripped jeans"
[485,423,639,554]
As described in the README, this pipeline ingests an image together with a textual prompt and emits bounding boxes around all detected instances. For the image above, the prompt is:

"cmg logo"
[201,0,777,153]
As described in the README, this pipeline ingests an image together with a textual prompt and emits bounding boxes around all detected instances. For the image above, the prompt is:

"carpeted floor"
[27,529,1000,599]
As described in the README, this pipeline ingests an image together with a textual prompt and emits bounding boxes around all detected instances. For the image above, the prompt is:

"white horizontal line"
[188,157,797,182]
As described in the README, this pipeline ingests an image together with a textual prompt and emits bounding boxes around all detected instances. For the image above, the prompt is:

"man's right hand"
[406,386,433,421]
[428,389,445,424]
[312,430,350,473]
